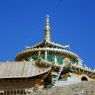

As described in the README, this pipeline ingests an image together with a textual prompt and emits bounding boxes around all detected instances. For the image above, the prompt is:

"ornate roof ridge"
[71,64,95,73]
[25,41,43,49]
[26,40,69,50]
[16,47,80,61]
[47,41,70,49]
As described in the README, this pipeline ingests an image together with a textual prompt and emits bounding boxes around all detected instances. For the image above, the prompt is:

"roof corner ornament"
[44,15,51,42]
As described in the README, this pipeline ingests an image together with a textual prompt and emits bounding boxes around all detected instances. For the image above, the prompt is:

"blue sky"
[0,0,95,69]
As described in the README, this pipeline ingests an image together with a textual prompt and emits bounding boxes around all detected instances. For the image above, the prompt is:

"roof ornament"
[44,15,51,42]
[46,15,50,26]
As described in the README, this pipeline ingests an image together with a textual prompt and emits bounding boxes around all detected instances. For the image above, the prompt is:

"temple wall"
[32,81,95,95]
[0,81,95,95]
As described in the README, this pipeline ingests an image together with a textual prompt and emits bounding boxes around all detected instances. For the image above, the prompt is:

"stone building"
[0,15,95,95]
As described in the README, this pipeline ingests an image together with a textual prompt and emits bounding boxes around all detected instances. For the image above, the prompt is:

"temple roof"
[0,62,51,79]
[16,15,80,63]
[26,41,69,50]
[16,47,80,61]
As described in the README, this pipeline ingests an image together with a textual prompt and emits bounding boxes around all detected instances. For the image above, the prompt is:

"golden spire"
[44,15,51,42]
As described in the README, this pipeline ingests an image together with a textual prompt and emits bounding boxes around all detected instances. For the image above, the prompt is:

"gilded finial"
[46,15,49,26]
[44,15,51,42]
